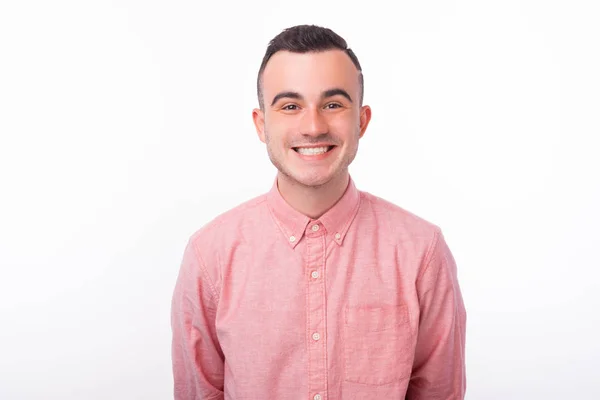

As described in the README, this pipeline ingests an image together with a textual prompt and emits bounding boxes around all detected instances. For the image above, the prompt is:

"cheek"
[330,117,360,140]
[267,115,293,133]
[265,118,301,145]
[265,123,293,147]
[329,110,360,129]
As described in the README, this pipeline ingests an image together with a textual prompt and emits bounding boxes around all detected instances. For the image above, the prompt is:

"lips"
[293,145,335,155]
[291,144,338,162]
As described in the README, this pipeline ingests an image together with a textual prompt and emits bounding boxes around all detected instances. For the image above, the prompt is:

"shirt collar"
[266,175,361,249]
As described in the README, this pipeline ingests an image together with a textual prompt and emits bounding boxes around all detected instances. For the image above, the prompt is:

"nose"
[299,106,328,137]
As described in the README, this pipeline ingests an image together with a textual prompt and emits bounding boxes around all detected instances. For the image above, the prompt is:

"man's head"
[253,25,372,189]
[256,25,364,110]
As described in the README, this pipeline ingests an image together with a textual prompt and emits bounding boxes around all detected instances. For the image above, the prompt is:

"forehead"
[261,50,360,99]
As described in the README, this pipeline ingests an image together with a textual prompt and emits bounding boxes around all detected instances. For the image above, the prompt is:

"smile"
[293,146,335,155]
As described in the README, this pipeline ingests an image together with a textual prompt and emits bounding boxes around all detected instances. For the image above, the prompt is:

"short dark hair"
[257,24,364,110]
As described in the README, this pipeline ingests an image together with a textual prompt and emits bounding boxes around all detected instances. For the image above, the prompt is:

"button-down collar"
[266,176,361,248]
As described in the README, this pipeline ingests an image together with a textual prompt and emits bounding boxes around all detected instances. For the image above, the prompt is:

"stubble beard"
[264,131,359,190]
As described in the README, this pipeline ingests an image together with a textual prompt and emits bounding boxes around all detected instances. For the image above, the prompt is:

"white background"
[1,0,599,399]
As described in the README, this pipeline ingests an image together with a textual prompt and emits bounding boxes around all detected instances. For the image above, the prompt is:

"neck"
[277,171,350,219]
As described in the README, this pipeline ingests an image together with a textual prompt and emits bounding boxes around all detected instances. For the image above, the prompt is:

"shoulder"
[188,193,268,248]
[358,190,449,280]
[359,190,441,239]
[181,193,269,293]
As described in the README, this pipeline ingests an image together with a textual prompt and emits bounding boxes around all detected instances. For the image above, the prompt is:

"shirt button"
[311,224,320,232]
[312,332,320,341]
[311,271,319,279]
[334,233,341,240]
[314,394,322,400]
[289,235,296,243]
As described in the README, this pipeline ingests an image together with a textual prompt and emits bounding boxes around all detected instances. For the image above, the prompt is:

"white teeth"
[296,146,330,155]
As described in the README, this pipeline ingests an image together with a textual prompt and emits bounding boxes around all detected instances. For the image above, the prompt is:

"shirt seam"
[415,226,442,287]
[266,197,294,243]
[191,239,221,306]
[340,192,362,238]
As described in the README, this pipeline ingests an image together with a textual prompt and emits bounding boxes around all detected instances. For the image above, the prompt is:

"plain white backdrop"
[1,0,599,399]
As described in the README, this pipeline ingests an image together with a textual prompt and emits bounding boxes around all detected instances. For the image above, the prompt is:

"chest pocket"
[343,304,414,385]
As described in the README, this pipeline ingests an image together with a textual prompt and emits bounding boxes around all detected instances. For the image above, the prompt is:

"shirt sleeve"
[171,238,225,400]
[406,228,467,400]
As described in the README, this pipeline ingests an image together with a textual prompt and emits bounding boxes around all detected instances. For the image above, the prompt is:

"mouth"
[292,145,336,156]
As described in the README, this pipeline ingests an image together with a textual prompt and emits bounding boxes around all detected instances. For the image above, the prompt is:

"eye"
[324,103,342,109]
[282,104,299,111]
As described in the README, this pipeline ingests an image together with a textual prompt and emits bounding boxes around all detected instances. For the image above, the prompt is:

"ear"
[252,108,266,143]
[358,105,372,138]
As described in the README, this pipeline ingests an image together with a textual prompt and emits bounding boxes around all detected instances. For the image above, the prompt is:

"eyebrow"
[270,88,353,107]
[271,91,302,106]
[322,88,353,103]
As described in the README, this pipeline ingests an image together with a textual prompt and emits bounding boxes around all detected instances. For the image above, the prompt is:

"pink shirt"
[171,177,466,399]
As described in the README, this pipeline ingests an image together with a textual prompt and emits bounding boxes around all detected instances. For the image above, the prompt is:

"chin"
[298,177,332,188]
[290,170,341,188]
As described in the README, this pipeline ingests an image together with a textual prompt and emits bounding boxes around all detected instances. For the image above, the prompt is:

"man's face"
[253,50,371,188]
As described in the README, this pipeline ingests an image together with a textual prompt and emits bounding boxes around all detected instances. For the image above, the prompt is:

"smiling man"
[171,25,466,400]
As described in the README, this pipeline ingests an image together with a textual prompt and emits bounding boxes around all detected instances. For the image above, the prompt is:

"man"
[171,25,466,399]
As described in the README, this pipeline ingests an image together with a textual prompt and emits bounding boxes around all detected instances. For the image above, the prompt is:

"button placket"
[305,220,327,399]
